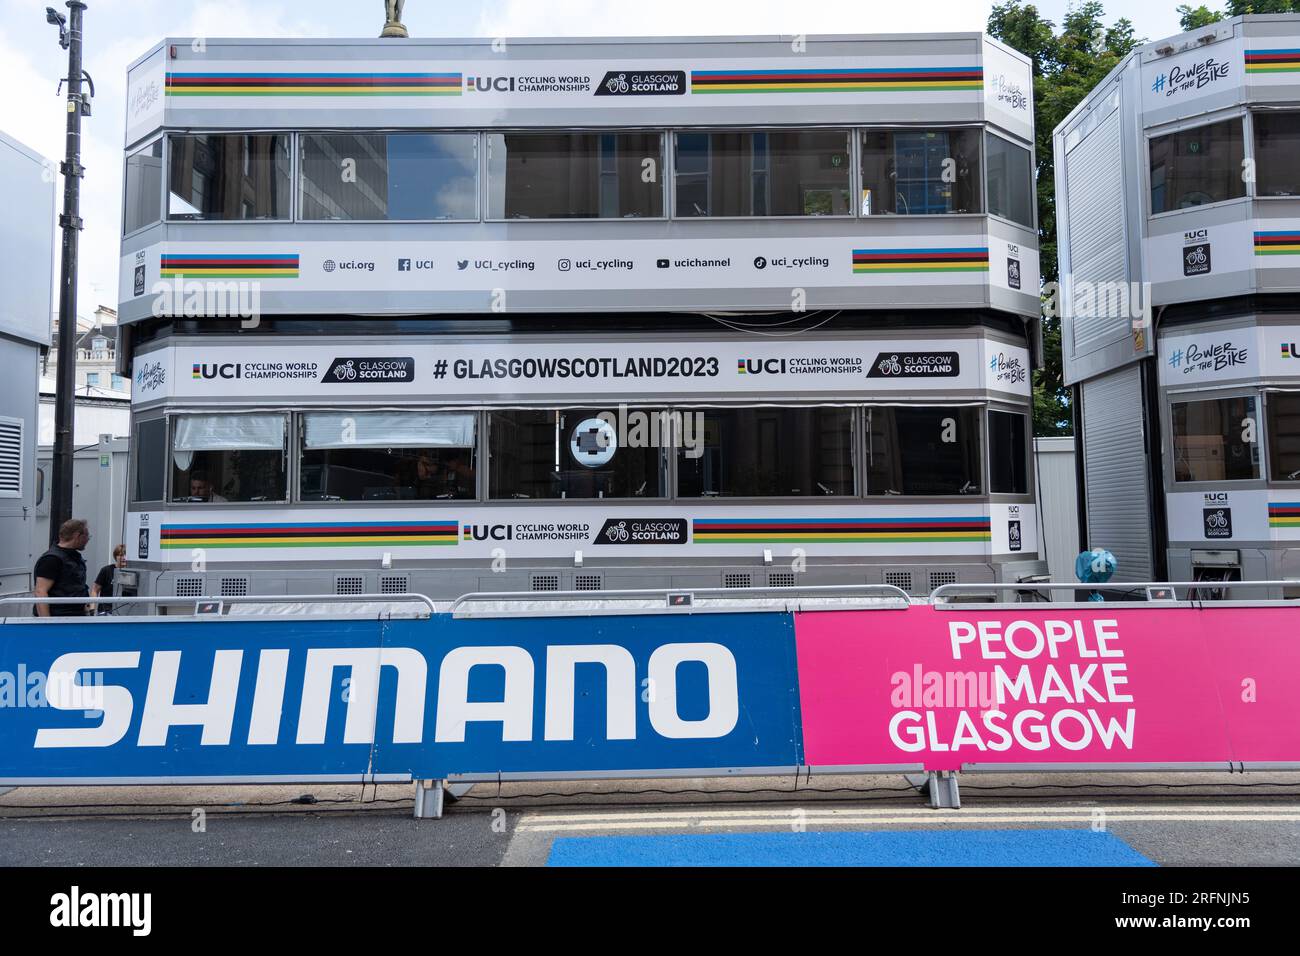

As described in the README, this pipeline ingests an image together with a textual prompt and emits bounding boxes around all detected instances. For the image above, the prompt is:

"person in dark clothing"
[91,542,126,613]
[33,518,92,617]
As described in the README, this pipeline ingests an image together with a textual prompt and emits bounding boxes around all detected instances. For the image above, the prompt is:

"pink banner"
[794,605,1300,771]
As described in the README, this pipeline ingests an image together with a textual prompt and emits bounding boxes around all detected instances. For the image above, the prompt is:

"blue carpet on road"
[546,829,1156,867]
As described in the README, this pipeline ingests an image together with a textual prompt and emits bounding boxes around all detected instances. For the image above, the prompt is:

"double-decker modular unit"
[1055,13,1300,594]
[117,32,1044,603]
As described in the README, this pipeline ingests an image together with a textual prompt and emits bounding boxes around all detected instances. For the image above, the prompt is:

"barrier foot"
[413,779,445,820]
[445,782,475,801]
[926,771,961,809]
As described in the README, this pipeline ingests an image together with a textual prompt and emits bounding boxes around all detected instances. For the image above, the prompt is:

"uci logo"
[196,363,240,380]
[463,524,512,541]
[739,358,786,375]
[467,75,514,92]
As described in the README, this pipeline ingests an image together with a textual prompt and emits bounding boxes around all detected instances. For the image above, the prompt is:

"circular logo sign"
[569,418,617,468]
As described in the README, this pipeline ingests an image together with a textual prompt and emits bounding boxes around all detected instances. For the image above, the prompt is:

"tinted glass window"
[1172,396,1259,482]
[676,408,855,497]
[301,412,476,501]
[1254,112,1300,198]
[169,414,287,503]
[675,131,852,217]
[985,133,1034,226]
[1268,392,1300,481]
[988,410,1029,494]
[488,409,666,499]
[168,134,291,220]
[1149,119,1245,214]
[866,407,981,495]
[124,140,163,233]
[860,129,981,215]
[132,418,166,502]
[487,133,663,219]
[300,133,477,220]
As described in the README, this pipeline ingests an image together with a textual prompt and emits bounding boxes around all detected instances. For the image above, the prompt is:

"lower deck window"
[677,408,855,497]
[488,409,666,499]
[1172,396,1259,482]
[1267,392,1300,481]
[866,406,981,495]
[301,411,476,501]
[988,409,1029,494]
[170,414,287,502]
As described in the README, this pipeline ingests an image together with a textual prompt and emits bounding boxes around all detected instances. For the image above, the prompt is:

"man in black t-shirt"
[33,519,92,617]
[91,543,127,613]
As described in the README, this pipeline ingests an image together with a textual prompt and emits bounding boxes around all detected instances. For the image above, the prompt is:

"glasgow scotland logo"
[595,70,687,96]
[323,357,415,383]
[594,518,689,545]
[867,352,961,378]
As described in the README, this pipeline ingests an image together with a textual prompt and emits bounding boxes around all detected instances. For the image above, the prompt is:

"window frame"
[122,134,165,239]
[983,129,1036,230]
[1249,108,1300,202]
[1166,388,1265,487]
[165,131,297,224]
[861,403,986,498]
[484,129,670,223]
[297,129,482,223]
[165,410,292,505]
[1146,111,1251,220]
[130,414,168,505]
[986,406,1032,496]
[858,124,986,219]
[670,127,859,221]
[1265,388,1300,484]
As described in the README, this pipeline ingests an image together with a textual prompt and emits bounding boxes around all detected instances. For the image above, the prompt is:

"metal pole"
[49,1,88,545]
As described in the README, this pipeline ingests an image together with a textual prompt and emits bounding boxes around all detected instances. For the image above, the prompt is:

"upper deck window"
[860,129,980,216]
[486,133,663,219]
[1149,119,1245,215]
[170,413,287,503]
[1171,396,1259,482]
[168,134,291,221]
[988,409,1029,494]
[300,133,478,221]
[1253,112,1300,198]
[1267,392,1300,482]
[674,130,853,217]
[985,133,1034,227]
[123,140,163,234]
[866,406,982,495]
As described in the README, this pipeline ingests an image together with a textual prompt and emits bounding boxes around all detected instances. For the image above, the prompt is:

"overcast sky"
[0,0,1194,315]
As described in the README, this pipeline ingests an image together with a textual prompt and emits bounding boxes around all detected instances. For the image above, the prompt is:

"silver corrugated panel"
[1081,365,1152,581]
[1065,106,1128,355]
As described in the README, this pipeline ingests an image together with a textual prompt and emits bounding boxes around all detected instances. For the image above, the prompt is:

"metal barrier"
[450,583,912,617]
[929,580,1300,604]
[0,593,439,619]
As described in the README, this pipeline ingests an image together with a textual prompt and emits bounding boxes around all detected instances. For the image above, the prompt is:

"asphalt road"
[3,772,1300,867]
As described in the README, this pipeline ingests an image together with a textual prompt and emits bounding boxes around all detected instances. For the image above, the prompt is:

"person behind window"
[33,519,92,617]
[189,470,228,502]
[91,543,127,614]
[414,451,474,499]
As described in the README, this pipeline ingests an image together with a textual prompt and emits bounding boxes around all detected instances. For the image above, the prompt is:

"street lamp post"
[47,1,92,544]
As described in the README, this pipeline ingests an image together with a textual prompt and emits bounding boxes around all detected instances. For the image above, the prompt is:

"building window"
[111,374,125,391]
[168,134,291,220]
[300,411,476,501]
[85,372,99,386]
[988,409,1029,494]
[674,130,853,217]
[1171,396,1259,482]
[132,418,166,502]
[860,128,981,215]
[866,406,982,495]
[488,409,666,499]
[486,133,663,219]
[677,408,855,497]
[300,133,478,221]
[1253,112,1300,198]
[1267,392,1300,481]
[985,133,1034,226]
[1149,118,1246,215]
[169,413,287,502]
[124,139,163,234]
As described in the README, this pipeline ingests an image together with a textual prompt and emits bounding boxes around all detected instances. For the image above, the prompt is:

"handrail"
[0,592,439,618]
[450,583,912,615]
[929,580,1300,603]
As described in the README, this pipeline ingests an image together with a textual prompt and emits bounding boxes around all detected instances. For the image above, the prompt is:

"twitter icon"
[457,260,470,271]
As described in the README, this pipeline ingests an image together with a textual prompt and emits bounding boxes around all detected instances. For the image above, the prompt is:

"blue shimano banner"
[0,612,802,783]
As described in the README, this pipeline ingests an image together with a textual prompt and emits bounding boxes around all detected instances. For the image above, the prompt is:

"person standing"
[91,542,127,613]
[33,519,92,617]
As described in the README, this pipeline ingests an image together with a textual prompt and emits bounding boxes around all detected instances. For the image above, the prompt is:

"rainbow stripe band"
[1245,49,1300,74]
[165,72,463,96]
[691,66,983,93]
[692,517,992,543]
[160,522,460,549]
[160,254,300,279]
[1254,231,1300,256]
[852,247,990,274]
[1269,504,1300,528]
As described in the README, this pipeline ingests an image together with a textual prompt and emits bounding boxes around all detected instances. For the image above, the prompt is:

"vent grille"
[929,571,958,592]
[574,573,603,592]
[884,570,914,594]
[723,572,752,589]
[769,572,797,588]
[0,417,21,498]
[335,576,365,596]
[219,577,249,597]
[379,574,408,595]
[530,573,560,592]
[175,577,203,597]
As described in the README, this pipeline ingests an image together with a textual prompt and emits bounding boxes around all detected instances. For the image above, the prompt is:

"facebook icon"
[398,258,412,272]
